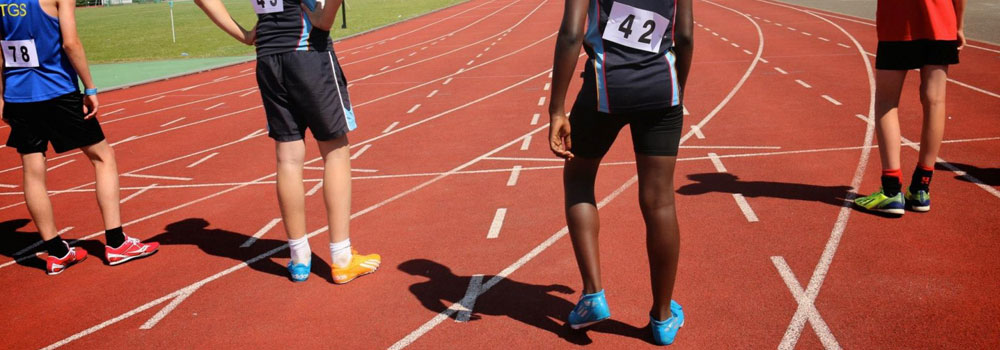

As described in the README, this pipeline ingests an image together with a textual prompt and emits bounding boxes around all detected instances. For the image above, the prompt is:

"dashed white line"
[759,57,769,63]
[467,60,475,65]
[121,173,192,181]
[104,108,125,116]
[204,103,224,111]
[426,90,439,98]
[818,37,830,41]
[306,180,324,197]
[186,152,219,168]
[443,77,453,85]
[543,83,550,91]
[239,90,257,98]
[351,144,372,160]
[506,165,522,186]
[795,79,812,88]
[380,66,390,71]
[240,218,282,248]
[530,113,541,125]
[775,22,783,26]
[788,27,796,31]
[837,43,851,48]
[802,32,812,36]
[383,121,400,134]
[409,52,416,56]
[476,53,483,58]
[537,96,546,106]
[733,194,759,222]
[731,42,740,48]
[120,183,157,204]
[486,208,507,239]
[712,32,719,36]
[144,96,165,103]
[484,46,491,52]
[774,67,788,74]
[456,68,465,74]
[160,117,186,127]
[743,49,754,55]
[721,37,729,42]
[407,104,421,114]
[48,159,75,171]
[821,95,842,106]
[520,135,532,151]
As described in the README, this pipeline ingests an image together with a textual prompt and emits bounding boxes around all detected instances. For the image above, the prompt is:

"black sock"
[881,175,902,197]
[105,226,125,248]
[910,166,933,193]
[43,237,70,258]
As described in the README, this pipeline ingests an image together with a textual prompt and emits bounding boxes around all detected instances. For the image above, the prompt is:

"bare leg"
[917,65,949,168]
[563,156,603,295]
[79,140,121,229]
[874,69,908,171]
[636,154,680,321]
[21,153,59,240]
[317,135,351,244]
[275,140,307,240]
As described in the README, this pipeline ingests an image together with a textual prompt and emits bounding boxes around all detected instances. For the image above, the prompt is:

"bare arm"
[194,0,256,45]
[673,0,693,92]
[953,0,966,49]
[56,0,98,118]
[303,0,344,31]
[1,54,6,122]
[547,0,588,159]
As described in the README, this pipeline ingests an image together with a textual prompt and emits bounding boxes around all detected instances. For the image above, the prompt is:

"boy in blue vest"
[1,0,159,275]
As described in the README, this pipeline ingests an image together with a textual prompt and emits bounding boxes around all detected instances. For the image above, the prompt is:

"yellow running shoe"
[332,250,381,284]
[854,188,905,215]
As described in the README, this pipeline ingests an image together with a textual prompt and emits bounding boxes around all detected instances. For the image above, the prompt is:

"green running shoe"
[905,188,931,212]
[854,188,905,215]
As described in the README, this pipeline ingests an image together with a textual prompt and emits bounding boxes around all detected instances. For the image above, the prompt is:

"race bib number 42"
[252,0,283,14]
[601,2,670,53]
[2,39,39,68]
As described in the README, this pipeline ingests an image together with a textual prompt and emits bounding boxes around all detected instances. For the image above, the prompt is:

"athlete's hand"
[242,24,257,45]
[0,100,5,125]
[957,29,966,50]
[549,113,574,159]
[83,94,99,120]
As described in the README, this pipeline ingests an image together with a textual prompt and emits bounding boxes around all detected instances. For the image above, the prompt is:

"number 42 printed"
[602,2,671,53]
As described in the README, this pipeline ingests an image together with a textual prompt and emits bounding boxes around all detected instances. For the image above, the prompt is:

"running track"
[1,0,998,348]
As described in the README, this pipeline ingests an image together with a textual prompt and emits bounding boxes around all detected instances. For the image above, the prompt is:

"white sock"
[288,237,312,265]
[330,238,352,268]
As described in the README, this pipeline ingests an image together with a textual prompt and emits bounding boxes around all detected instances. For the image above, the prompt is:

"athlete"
[855,0,966,215]
[1,0,159,275]
[549,0,692,345]
[194,0,380,283]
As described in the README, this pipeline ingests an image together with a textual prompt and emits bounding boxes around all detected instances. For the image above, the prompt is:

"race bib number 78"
[252,0,283,14]
[2,40,40,68]
[601,2,670,53]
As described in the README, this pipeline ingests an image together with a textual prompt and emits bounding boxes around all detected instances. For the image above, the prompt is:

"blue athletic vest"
[1,0,79,103]
[577,0,680,113]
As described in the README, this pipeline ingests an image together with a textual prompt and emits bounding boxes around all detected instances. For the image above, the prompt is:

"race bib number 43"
[252,0,283,14]
[2,39,39,68]
[601,2,670,53]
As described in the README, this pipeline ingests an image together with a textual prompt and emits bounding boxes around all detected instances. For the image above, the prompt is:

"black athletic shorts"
[256,50,356,142]
[875,40,960,70]
[4,92,106,154]
[568,103,683,158]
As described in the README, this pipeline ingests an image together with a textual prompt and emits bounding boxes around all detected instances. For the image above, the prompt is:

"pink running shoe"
[47,247,88,275]
[105,236,159,266]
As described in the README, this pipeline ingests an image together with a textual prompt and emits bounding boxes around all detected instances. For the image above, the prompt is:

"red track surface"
[1,0,998,349]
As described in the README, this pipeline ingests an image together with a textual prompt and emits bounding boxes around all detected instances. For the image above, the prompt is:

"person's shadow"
[942,163,1000,187]
[399,259,651,345]
[0,219,108,270]
[147,218,334,283]
[677,173,852,207]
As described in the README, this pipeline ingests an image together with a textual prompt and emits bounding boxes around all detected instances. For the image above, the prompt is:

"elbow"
[674,31,694,49]
[556,30,584,49]
[61,39,82,54]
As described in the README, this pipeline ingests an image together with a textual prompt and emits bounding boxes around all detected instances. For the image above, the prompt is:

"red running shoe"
[47,247,88,275]
[105,236,159,266]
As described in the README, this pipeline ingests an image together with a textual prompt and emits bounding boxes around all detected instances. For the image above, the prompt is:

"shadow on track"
[399,258,654,345]
[0,219,47,271]
[676,172,852,206]
[147,218,335,283]
[940,162,1000,187]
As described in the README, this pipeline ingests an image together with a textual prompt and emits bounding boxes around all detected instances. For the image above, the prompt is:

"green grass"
[77,0,466,63]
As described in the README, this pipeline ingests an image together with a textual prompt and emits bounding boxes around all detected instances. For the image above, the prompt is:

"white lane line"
[691,125,706,139]
[240,218,282,248]
[543,82,550,90]
[467,60,475,65]
[456,68,465,74]
[186,152,219,168]
[139,285,200,330]
[837,43,851,48]
[121,173,192,181]
[821,95,842,106]
[788,27,796,31]
[382,121,401,134]
[683,106,690,115]
[802,32,812,36]
[519,135,532,151]
[712,32,719,36]
[352,169,378,173]
[743,49,754,55]
[947,78,1000,99]
[484,156,563,162]
[759,57,769,63]
[721,37,729,42]
[537,96,546,106]
[351,144,372,160]
[530,113,541,125]
[306,181,324,197]
[104,108,124,116]
[681,145,781,150]
[14,227,74,256]
[775,22,783,26]
[733,194,760,222]
[888,124,1000,199]
[707,153,727,172]
[774,67,788,74]
[396,58,405,63]
[120,184,157,204]
[818,36,830,41]
[506,165,522,186]
[204,102,224,111]
[771,256,838,348]
[484,46,491,52]
[764,18,771,22]
[212,75,230,82]
[380,65,390,71]
[239,90,256,98]
[731,42,740,48]
[421,46,427,50]
[486,208,507,239]
[409,52,416,56]
[443,77,453,85]
[795,79,812,88]
[426,89,438,98]
[0,183,16,188]
[160,117,186,127]
[240,67,254,73]
[48,159,75,171]
[144,96,165,103]
[407,104,421,114]
[110,136,138,147]
[454,274,484,322]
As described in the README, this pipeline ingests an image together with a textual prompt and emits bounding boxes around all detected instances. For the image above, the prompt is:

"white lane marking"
[484,46,491,52]
[122,173,192,181]
[455,274,484,322]
[456,68,465,74]
[390,175,640,350]
[733,194,759,222]
[139,285,201,330]
[743,49,754,55]
[771,256,838,349]
[795,79,812,88]
[543,82,550,91]
[821,95,842,106]
[731,42,740,48]
[0,182,94,211]
[519,135,532,151]
[110,136,138,147]
[382,121,400,134]
[818,36,830,41]
[352,169,379,173]
[467,60,475,65]
[774,67,788,74]
[486,208,507,239]
[144,96,165,103]
[683,106,690,115]
[837,43,851,48]
[530,113,541,125]
[537,96,546,106]
[351,144,372,160]
[421,46,427,50]
[721,37,729,42]
[485,156,564,162]
[306,180,324,197]
[947,78,1000,99]
[120,183,157,204]
[426,89,439,98]
[396,58,405,63]
[240,218,282,248]
[759,57,769,63]
[240,67,254,73]
[681,145,780,150]
[443,77,453,85]
[788,27,796,31]
[48,160,75,171]
[707,153,727,172]
[240,128,267,141]
[104,108,124,116]
[506,165,522,186]
[212,75,230,82]
[160,117,186,127]
[186,152,219,168]
[802,32,812,36]
[204,102,224,111]
[712,32,719,36]
[409,52,416,56]
[763,18,771,22]
[883,122,1000,200]
[691,125,706,139]
[239,90,256,98]
[380,66,390,71]
[14,227,74,256]
[0,183,17,188]
[407,104,421,114]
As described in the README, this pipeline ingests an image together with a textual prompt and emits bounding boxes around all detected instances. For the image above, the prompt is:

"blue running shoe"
[905,188,931,212]
[651,300,684,345]
[288,260,311,282]
[568,290,611,329]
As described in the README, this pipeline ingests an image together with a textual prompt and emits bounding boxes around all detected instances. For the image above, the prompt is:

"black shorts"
[568,104,683,158]
[875,40,960,70]
[256,50,356,142]
[4,92,106,154]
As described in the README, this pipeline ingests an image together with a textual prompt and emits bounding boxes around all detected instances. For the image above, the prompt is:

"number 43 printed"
[602,2,671,53]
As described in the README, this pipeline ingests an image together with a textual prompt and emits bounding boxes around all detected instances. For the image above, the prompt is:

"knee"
[85,143,115,165]
[920,88,946,106]
[639,191,676,214]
